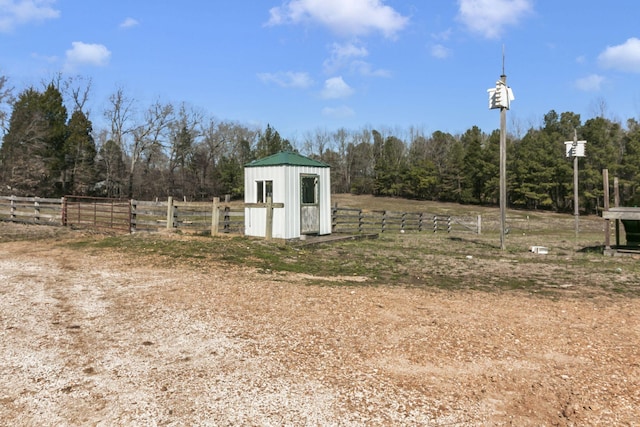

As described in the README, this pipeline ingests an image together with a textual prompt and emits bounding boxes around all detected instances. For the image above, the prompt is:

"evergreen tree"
[254,124,293,158]
[459,126,483,203]
[64,110,96,195]
[581,116,622,213]
[440,138,466,202]
[0,85,67,196]
[40,84,69,195]
[620,119,640,205]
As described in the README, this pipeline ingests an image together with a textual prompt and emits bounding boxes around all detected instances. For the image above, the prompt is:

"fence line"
[4,195,596,237]
[0,195,480,235]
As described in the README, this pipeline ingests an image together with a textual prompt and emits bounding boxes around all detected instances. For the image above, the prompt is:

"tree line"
[1,76,640,214]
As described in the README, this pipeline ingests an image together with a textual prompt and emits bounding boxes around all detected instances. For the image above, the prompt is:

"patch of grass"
[49,192,640,298]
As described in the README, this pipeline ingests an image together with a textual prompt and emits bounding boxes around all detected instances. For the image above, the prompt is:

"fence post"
[433,215,437,233]
[332,204,337,233]
[166,196,174,230]
[447,216,451,233]
[34,198,40,223]
[211,197,220,236]
[358,209,363,233]
[224,206,230,233]
[401,212,406,232]
[381,211,387,233]
[130,200,137,233]
[61,196,67,226]
[418,212,423,232]
[10,195,16,221]
[477,215,482,235]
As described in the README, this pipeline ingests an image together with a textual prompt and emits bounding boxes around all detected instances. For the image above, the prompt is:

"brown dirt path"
[1,234,639,425]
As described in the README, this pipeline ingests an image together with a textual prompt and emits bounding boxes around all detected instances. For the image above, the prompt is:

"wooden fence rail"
[331,207,471,234]
[7,195,589,237]
[0,195,482,236]
[0,196,64,225]
[131,197,245,234]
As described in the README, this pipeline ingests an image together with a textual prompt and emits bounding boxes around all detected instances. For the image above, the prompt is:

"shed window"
[301,176,318,204]
[256,180,273,203]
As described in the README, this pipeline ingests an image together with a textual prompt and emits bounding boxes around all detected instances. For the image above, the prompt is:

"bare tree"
[104,87,136,161]
[0,73,15,137]
[166,103,204,197]
[128,100,174,197]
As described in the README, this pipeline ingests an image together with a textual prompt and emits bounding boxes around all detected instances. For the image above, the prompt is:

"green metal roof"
[245,151,330,168]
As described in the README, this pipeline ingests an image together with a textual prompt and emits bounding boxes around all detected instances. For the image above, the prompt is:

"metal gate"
[62,196,131,233]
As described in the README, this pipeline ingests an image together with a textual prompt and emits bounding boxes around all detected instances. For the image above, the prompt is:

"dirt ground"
[1,224,639,426]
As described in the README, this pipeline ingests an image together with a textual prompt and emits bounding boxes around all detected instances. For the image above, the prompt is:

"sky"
[2,0,640,143]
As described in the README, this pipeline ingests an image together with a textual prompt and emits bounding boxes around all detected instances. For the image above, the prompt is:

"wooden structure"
[601,169,640,252]
[244,151,331,240]
[602,208,640,248]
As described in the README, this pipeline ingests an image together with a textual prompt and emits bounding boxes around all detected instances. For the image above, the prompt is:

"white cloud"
[266,0,409,39]
[321,76,354,99]
[323,42,368,74]
[65,41,111,69]
[322,42,389,77]
[575,74,605,92]
[431,44,452,59]
[119,17,139,29]
[322,105,355,119]
[0,0,60,32]
[349,60,390,77]
[598,38,640,73]
[457,0,533,39]
[257,71,314,88]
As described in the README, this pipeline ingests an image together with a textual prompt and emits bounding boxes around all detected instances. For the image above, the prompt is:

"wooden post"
[34,198,40,223]
[382,211,387,233]
[603,169,610,249]
[499,73,507,250]
[244,198,284,239]
[614,177,620,246]
[265,196,275,240]
[130,199,137,233]
[166,196,174,230]
[211,197,220,236]
[477,215,482,235]
[10,195,16,221]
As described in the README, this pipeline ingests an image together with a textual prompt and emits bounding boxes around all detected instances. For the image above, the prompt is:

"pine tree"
[64,110,97,195]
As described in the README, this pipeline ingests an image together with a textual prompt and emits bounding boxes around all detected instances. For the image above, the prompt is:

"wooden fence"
[331,207,479,234]
[131,197,244,234]
[0,195,481,236]
[6,195,591,237]
[0,195,245,234]
[0,196,64,225]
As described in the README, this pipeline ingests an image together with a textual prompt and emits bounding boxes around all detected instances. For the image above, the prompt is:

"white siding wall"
[244,165,331,239]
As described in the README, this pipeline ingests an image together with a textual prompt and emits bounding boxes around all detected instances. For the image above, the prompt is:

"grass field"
[59,194,640,298]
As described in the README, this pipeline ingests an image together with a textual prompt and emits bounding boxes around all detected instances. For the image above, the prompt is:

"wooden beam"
[244,197,284,240]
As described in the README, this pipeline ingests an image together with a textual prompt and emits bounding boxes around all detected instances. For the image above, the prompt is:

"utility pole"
[499,73,507,251]
[487,51,514,250]
[564,130,586,239]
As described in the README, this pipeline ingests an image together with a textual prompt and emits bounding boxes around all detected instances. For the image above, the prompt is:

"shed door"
[300,174,320,234]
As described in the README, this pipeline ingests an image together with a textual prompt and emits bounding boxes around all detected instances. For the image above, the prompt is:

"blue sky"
[2,0,640,142]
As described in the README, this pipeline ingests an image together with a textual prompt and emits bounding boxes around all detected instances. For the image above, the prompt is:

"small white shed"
[244,151,332,239]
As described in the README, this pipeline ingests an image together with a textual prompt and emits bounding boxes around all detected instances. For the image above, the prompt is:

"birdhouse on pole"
[487,80,514,110]
[564,140,586,157]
